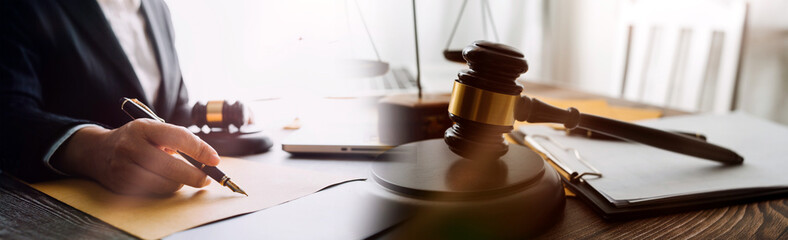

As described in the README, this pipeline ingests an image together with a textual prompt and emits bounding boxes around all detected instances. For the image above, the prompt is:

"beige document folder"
[30,157,358,239]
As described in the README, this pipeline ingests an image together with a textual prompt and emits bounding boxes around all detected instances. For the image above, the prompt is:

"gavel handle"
[515,97,743,165]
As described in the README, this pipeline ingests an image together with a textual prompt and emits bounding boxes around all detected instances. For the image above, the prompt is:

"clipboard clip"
[524,134,603,183]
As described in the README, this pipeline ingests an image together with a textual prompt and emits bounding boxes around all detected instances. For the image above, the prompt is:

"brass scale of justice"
[367,41,742,237]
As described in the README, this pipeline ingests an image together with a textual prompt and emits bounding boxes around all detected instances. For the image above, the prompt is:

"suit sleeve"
[0,1,94,182]
[170,76,192,126]
[157,0,192,127]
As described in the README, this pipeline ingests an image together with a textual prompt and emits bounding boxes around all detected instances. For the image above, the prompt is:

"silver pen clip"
[121,98,165,123]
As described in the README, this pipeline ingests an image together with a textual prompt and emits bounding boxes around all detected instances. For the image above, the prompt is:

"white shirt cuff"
[43,124,101,176]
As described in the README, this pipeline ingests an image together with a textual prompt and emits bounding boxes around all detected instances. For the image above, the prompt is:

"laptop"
[279,16,469,155]
[281,67,419,156]
[281,124,392,156]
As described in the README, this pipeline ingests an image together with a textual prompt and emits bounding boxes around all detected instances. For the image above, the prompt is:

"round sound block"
[197,131,273,156]
[368,139,565,238]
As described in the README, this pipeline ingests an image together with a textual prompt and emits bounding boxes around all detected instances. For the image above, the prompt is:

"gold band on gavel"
[448,82,518,126]
[206,100,224,124]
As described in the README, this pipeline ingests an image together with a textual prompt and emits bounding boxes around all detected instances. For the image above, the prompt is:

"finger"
[133,144,210,188]
[113,162,184,195]
[140,121,221,166]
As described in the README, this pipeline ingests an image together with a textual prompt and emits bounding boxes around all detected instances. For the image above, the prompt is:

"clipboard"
[517,113,788,220]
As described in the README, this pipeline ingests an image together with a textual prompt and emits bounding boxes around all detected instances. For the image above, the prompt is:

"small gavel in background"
[190,100,272,155]
[191,100,251,130]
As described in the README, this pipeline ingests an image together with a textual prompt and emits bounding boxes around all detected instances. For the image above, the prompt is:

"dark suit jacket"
[0,0,191,182]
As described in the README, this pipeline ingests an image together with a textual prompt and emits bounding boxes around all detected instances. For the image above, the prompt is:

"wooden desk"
[1,83,786,239]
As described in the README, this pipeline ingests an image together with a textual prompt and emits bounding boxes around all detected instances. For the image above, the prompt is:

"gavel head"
[191,100,248,128]
[445,41,528,160]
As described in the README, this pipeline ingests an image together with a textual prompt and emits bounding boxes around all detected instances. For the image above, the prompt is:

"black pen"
[120,97,248,196]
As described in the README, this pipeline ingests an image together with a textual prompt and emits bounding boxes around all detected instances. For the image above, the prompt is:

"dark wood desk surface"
[1,82,786,239]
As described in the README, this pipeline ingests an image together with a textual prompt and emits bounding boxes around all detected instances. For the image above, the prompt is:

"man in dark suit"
[1,0,220,195]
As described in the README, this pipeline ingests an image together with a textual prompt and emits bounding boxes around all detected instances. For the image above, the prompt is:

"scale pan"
[337,59,390,78]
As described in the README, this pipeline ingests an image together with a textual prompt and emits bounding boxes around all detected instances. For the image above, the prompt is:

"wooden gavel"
[191,100,249,128]
[444,41,742,164]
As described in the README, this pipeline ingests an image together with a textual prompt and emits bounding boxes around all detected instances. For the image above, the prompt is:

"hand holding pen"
[50,106,225,196]
[121,98,247,196]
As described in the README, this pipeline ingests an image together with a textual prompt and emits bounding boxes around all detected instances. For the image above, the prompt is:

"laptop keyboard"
[328,68,419,97]
[379,68,418,91]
